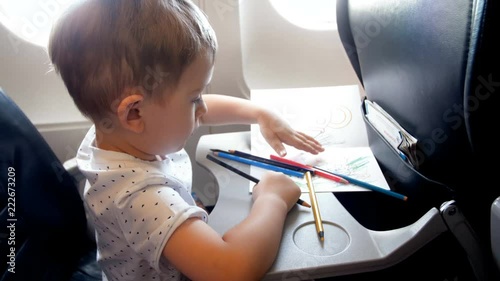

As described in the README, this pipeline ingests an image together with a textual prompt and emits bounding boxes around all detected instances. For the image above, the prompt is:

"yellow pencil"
[305,171,324,241]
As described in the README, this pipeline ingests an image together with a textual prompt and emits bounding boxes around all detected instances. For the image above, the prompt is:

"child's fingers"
[284,132,324,154]
[269,138,287,156]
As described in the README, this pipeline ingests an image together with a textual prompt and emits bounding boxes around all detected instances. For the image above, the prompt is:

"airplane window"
[0,0,77,47]
[269,0,337,31]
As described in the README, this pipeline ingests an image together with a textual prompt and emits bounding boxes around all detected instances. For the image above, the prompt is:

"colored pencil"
[269,155,349,184]
[313,166,408,201]
[225,149,314,174]
[206,154,310,208]
[207,154,259,182]
[305,171,324,241]
[213,151,305,178]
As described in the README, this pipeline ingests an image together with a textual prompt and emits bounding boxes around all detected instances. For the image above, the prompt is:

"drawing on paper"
[247,85,389,193]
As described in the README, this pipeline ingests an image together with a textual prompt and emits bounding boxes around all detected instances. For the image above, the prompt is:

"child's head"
[49,0,217,125]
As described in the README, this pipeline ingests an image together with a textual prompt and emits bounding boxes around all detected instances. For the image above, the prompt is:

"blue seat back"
[0,88,91,280]
[337,0,499,277]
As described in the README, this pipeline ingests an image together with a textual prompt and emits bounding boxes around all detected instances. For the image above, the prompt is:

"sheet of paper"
[250,85,368,154]
[249,85,389,193]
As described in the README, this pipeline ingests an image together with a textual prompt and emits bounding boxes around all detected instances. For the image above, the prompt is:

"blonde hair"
[49,0,217,122]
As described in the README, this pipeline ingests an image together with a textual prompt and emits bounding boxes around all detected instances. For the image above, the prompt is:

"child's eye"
[192,95,203,104]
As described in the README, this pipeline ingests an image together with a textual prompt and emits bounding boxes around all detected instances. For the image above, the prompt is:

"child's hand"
[252,171,301,211]
[258,110,324,157]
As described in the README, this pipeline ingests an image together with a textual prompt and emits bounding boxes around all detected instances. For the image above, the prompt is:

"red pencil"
[270,155,349,184]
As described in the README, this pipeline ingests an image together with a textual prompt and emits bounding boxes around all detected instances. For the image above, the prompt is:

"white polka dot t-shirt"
[77,126,208,281]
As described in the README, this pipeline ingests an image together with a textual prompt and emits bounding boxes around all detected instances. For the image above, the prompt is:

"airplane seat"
[0,88,101,281]
[336,0,500,279]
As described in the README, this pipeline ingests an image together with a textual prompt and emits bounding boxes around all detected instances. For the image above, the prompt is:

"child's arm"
[162,172,301,281]
[200,94,324,156]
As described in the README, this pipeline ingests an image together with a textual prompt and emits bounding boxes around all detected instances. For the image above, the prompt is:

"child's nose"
[196,99,208,118]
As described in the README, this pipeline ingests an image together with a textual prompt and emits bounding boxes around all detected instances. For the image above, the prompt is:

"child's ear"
[116,94,145,133]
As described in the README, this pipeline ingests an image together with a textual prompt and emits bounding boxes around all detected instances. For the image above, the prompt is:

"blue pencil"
[213,151,305,178]
[206,154,310,208]
[314,166,408,201]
